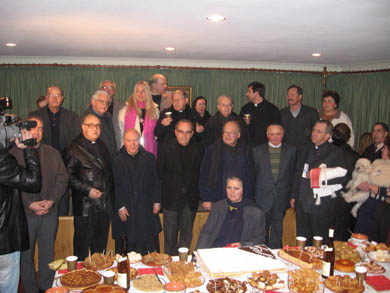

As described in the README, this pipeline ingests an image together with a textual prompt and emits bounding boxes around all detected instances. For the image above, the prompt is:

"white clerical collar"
[376,142,384,152]
[268,142,282,148]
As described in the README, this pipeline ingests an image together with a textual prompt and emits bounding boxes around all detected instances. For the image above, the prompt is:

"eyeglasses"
[46,94,62,99]
[83,123,102,130]
[102,86,114,90]
[95,99,110,105]
[223,131,238,136]
[176,130,193,135]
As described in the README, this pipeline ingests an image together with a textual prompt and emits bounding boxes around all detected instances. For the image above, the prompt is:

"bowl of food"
[350,233,368,246]
[164,281,186,293]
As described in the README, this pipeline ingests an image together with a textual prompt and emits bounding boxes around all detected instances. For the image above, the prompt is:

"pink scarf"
[124,101,157,157]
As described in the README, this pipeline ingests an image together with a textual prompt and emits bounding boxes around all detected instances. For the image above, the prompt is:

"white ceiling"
[0,0,389,68]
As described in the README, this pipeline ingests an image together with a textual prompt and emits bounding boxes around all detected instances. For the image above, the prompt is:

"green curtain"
[1,65,388,150]
[0,66,322,118]
[326,72,390,147]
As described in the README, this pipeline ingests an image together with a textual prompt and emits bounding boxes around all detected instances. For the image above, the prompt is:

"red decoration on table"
[366,275,390,291]
[138,267,164,275]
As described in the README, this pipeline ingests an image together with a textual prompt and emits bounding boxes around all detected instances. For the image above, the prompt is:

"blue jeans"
[0,251,20,293]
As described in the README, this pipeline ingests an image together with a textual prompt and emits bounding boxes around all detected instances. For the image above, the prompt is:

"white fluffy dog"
[341,158,372,217]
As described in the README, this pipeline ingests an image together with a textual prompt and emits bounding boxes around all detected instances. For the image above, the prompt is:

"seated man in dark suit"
[197,176,266,249]
[253,123,296,248]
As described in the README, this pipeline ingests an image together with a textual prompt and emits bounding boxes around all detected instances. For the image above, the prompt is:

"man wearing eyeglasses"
[99,80,124,148]
[10,116,68,292]
[157,119,202,255]
[30,85,81,216]
[199,120,255,211]
[64,114,114,260]
[83,90,118,158]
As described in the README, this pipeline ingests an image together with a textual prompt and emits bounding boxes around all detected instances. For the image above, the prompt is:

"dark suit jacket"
[196,199,266,249]
[30,106,81,155]
[253,143,297,213]
[157,138,202,211]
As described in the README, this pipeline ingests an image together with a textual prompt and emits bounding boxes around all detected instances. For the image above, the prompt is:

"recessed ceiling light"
[312,53,321,57]
[165,47,175,51]
[206,15,226,22]
[6,43,16,47]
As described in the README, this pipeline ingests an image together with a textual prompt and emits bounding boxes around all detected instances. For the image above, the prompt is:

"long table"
[52,249,389,292]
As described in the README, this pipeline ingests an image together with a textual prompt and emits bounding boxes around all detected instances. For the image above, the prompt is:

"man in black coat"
[112,129,162,255]
[157,119,202,255]
[0,131,41,292]
[253,123,296,248]
[82,90,118,159]
[64,114,114,260]
[292,120,346,245]
[154,90,198,143]
[240,82,280,147]
[204,95,248,146]
[199,120,254,211]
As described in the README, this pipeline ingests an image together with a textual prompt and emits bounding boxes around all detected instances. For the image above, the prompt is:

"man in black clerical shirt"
[240,81,280,147]
[99,80,124,148]
[150,73,172,111]
[280,85,319,148]
[65,114,114,260]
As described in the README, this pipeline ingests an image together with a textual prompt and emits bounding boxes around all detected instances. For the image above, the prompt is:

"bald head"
[150,74,168,95]
[217,96,233,118]
[123,129,141,155]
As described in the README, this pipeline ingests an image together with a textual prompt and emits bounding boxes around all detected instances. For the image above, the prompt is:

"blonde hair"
[126,80,158,120]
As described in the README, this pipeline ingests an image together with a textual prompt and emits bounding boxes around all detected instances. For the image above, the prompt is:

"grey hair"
[217,95,233,105]
[92,90,110,101]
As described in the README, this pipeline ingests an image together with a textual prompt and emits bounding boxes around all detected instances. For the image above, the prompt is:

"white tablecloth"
[53,251,390,292]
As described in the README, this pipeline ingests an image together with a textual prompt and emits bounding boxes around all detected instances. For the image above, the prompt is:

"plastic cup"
[102,270,115,285]
[355,266,367,285]
[296,236,307,249]
[178,247,189,262]
[313,236,323,248]
[66,256,78,272]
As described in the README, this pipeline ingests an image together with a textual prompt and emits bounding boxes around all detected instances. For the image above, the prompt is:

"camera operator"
[0,129,42,293]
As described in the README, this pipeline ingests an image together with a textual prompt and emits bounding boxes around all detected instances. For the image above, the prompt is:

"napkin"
[138,267,164,275]
[58,262,83,274]
[366,275,390,291]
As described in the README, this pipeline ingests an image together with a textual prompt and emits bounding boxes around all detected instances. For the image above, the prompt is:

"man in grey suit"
[100,80,124,149]
[253,123,296,248]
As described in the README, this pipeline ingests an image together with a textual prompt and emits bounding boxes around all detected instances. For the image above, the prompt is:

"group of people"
[0,73,389,293]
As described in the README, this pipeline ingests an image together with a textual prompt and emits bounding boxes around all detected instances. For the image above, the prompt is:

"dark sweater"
[280,104,319,148]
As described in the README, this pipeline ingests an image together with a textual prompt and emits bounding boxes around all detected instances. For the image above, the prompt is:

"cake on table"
[196,245,287,278]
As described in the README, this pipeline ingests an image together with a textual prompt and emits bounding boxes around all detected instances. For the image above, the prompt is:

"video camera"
[0,97,37,149]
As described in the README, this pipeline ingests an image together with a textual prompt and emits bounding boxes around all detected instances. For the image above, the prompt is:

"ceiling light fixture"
[165,47,175,51]
[6,43,16,47]
[206,15,226,22]
[312,53,321,57]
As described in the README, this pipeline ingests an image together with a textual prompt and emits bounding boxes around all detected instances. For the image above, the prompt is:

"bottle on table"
[322,228,335,279]
[117,234,130,289]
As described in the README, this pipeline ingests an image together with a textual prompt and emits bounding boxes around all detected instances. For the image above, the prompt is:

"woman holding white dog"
[354,138,390,241]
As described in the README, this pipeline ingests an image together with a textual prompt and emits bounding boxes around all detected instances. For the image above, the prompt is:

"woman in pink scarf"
[118,81,159,157]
